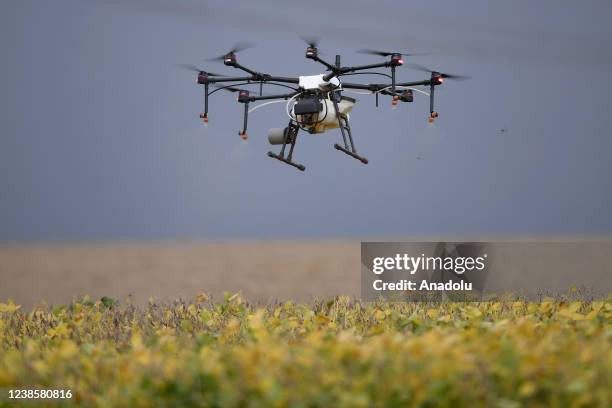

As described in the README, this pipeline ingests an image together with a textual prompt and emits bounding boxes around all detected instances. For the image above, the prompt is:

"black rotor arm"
[230,63,278,83]
[323,61,394,82]
[340,79,434,92]
[341,78,441,117]
[205,75,299,86]
[245,91,300,102]
[308,54,337,71]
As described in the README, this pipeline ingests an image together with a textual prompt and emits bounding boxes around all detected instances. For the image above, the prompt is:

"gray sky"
[1,0,612,241]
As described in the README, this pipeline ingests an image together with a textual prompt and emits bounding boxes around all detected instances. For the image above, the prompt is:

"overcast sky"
[1,0,611,241]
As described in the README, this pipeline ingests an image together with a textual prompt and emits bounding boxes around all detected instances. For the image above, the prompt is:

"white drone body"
[297,74,340,91]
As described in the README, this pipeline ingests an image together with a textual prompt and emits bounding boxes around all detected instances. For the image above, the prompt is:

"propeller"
[357,48,427,57]
[300,35,319,49]
[178,64,226,76]
[300,35,325,56]
[407,62,470,80]
[206,42,255,61]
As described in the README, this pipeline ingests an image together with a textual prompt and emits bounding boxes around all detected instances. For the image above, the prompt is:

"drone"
[182,40,468,171]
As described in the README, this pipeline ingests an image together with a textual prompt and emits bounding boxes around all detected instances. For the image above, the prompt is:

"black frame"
[192,49,448,170]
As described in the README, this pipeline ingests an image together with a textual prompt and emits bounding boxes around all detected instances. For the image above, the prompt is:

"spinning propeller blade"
[300,35,319,48]
[300,35,325,55]
[407,63,470,80]
[206,42,255,61]
[178,64,226,76]
[356,48,427,57]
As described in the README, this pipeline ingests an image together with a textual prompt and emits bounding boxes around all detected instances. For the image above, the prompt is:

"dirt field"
[2,238,611,308]
[0,241,360,308]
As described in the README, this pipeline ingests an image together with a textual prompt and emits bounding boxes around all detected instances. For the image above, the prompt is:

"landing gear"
[334,144,368,164]
[331,92,368,164]
[267,121,306,171]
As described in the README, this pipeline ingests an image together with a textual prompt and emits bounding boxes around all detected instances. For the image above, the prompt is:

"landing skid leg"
[331,92,368,164]
[334,144,368,164]
[267,121,306,171]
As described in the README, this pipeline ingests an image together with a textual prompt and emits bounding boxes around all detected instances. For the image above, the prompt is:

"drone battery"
[294,98,322,115]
